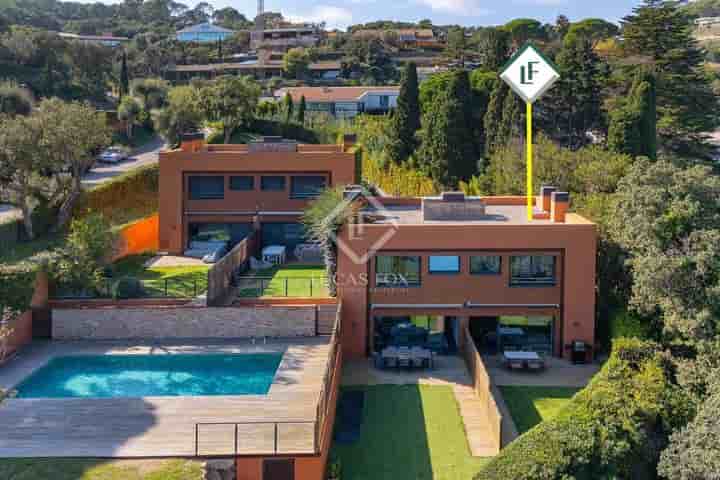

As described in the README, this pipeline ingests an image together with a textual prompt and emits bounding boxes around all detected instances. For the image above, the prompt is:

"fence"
[235,276,329,298]
[206,232,258,306]
[54,277,203,300]
[463,325,503,454]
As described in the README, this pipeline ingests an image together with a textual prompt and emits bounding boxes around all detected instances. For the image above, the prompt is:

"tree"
[200,75,260,144]
[547,34,604,148]
[388,62,421,164]
[445,27,467,66]
[503,18,545,49]
[119,50,129,99]
[153,85,203,146]
[609,159,720,341]
[118,95,142,139]
[0,81,33,116]
[484,81,508,156]
[620,0,719,157]
[131,77,169,111]
[608,69,657,159]
[565,18,619,46]
[283,93,294,124]
[50,213,115,295]
[297,95,306,124]
[35,99,112,231]
[0,114,48,239]
[282,47,310,80]
[475,27,510,71]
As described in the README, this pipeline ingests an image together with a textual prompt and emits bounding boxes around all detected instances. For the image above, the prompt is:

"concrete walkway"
[342,356,496,457]
[483,354,601,388]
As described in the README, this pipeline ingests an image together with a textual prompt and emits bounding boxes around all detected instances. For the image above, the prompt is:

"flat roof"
[365,204,593,226]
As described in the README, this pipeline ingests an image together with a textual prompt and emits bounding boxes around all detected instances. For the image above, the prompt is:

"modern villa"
[274,87,401,119]
[176,22,236,43]
[0,136,597,480]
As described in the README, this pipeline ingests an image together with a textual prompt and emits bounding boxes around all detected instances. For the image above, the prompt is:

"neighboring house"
[165,60,341,82]
[160,136,598,362]
[57,32,129,47]
[695,16,720,28]
[352,28,443,49]
[176,22,235,43]
[158,135,359,257]
[274,86,400,119]
[250,25,320,51]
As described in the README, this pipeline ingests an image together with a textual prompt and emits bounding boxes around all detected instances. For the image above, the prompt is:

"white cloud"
[415,0,491,15]
[286,5,353,29]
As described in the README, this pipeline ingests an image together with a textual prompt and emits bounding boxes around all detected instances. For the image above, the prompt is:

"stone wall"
[52,305,317,340]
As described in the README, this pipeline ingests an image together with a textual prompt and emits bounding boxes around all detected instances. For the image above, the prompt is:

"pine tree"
[119,51,129,100]
[484,82,507,156]
[297,95,306,124]
[283,93,293,123]
[388,62,421,164]
[621,0,718,156]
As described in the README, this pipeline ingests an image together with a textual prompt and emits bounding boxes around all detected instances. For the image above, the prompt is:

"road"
[1,136,166,224]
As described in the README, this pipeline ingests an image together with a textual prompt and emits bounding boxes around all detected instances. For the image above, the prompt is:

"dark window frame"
[428,255,461,275]
[290,175,326,199]
[470,255,502,275]
[375,255,422,288]
[188,175,224,200]
[509,255,557,286]
[229,175,254,191]
[261,175,286,191]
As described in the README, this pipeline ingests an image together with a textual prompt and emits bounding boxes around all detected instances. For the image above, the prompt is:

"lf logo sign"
[500,44,560,104]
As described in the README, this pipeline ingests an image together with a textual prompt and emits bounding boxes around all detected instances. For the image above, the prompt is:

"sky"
[67,0,643,30]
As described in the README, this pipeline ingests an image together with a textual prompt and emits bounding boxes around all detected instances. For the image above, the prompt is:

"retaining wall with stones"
[52,306,318,340]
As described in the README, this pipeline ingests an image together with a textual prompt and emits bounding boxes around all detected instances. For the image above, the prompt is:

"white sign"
[500,44,560,104]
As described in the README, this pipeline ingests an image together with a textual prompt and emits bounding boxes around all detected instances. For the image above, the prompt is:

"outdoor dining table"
[262,245,286,265]
[380,346,434,369]
[503,351,541,362]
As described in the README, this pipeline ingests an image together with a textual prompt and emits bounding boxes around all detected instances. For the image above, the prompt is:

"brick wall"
[52,305,318,340]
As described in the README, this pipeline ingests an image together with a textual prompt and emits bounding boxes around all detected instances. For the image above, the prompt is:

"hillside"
[681,0,720,17]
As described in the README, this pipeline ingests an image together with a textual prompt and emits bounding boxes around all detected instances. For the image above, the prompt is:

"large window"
[470,256,501,275]
[510,255,556,286]
[428,256,460,274]
[261,176,286,191]
[188,176,224,200]
[375,256,421,287]
[188,223,251,246]
[290,176,326,199]
[498,315,554,355]
[229,175,254,191]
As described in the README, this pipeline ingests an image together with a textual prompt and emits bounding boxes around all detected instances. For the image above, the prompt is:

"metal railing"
[236,276,328,298]
[53,277,204,300]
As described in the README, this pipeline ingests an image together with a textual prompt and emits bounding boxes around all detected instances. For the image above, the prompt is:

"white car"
[97,147,129,164]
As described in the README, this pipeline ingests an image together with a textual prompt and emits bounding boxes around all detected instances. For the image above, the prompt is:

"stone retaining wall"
[52,306,317,340]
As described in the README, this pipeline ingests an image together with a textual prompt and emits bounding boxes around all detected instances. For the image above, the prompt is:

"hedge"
[609,307,652,342]
[475,338,673,480]
[73,163,159,228]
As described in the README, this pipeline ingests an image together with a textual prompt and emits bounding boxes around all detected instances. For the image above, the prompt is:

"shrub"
[112,276,144,300]
[475,338,672,480]
[73,163,159,228]
[0,218,19,246]
[609,308,652,342]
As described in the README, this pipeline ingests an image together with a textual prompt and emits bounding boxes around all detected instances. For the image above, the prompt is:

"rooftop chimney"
[422,192,486,221]
[179,132,205,153]
[551,191,570,223]
[540,185,557,212]
[342,134,357,152]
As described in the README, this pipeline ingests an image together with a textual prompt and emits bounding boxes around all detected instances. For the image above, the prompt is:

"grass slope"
[332,385,489,480]
[113,254,209,297]
[498,386,580,434]
[0,458,203,480]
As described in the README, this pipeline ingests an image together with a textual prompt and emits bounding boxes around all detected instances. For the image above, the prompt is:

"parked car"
[97,147,129,164]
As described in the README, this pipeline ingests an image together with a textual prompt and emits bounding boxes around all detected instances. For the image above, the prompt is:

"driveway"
[82,135,166,188]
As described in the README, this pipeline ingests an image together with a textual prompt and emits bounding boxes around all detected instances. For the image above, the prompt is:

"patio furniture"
[503,351,544,372]
[411,347,434,369]
[396,347,412,368]
[249,256,273,271]
[262,245,287,265]
[294,243,323,263]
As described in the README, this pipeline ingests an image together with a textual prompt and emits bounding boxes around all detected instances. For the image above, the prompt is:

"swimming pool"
[15,353,283,399]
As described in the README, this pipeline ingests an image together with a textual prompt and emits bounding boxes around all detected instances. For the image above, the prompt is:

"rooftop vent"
[422,192,486,221]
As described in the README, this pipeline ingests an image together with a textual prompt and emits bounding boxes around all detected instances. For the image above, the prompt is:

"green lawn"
[111,254,210,298]
[237,264,329,298]
[0,458,203,480]
[331,385,490,480]
[498,386,580,434]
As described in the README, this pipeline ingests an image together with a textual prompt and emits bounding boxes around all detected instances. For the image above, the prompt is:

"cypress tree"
[608,69,657,159]
[497,86,521,148]
[388,62,421,164]
[483,82,507,156]
[283,93,293,123]
[119,51,129,100]
[297,95,306,124]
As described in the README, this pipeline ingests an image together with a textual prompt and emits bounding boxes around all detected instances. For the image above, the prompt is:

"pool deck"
[0,338,332,458]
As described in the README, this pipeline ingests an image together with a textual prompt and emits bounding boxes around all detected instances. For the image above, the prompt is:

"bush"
[0,219,19,246]
[475,338,672,480]
[609,308,652,342]
[112,276,144,299]
[73,163,159,228]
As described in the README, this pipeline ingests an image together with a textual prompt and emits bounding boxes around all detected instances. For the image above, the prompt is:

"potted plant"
[327,456,341,480]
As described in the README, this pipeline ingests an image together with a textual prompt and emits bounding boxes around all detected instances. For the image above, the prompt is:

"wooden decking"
[0,339,332,458]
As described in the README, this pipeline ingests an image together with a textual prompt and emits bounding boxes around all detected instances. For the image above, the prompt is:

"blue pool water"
[15,354,283,399]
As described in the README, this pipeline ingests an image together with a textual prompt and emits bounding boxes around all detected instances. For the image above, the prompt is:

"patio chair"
[397,347,412,368]
[410,347,429,368]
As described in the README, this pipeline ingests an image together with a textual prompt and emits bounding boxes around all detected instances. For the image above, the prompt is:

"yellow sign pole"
[526,101,533,221]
